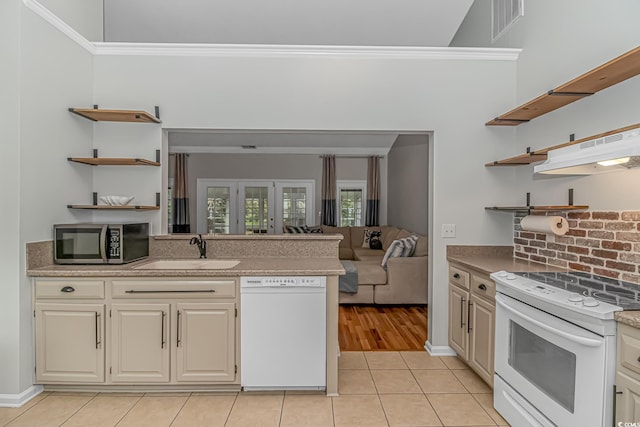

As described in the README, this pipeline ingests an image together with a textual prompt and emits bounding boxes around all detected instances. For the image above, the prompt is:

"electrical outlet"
[441,224,456,238]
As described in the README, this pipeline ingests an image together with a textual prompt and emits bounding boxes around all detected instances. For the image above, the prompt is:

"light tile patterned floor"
[0,351,510,427]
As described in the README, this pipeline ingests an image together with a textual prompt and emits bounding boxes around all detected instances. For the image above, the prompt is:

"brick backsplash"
[514,211,640,284]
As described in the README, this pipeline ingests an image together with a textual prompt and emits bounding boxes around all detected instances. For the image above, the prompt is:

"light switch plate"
[441,224,456,238]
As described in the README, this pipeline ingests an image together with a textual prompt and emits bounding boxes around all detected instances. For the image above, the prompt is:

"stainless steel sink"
[133,259,240,270]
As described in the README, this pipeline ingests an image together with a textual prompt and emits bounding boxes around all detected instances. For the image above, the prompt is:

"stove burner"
[514,271,640,310]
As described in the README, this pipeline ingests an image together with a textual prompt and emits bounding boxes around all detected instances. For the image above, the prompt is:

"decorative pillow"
[284,225,307,233]
[369,233,382,250]
[380,235,419,269]
[362,229,381,248]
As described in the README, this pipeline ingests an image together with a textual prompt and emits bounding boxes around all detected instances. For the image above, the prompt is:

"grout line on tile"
[168,393,191,426]
[223,393,239,426]
[114,393,144,427]
[59,393,98,426]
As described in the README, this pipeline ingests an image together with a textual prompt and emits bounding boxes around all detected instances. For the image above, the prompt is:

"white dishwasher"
[240,276,326,390]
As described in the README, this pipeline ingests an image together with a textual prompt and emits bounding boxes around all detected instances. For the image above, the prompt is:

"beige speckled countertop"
[615,311,640,329]
[447,245,565,275]
[27,257,345,278]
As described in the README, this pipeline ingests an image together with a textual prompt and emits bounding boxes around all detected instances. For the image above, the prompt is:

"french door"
[196,179,314,234]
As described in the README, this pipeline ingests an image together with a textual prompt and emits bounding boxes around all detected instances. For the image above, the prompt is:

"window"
[207,186,232,234]
[167,178,174,233]
[337,180,366,227]
[492,0,524,42]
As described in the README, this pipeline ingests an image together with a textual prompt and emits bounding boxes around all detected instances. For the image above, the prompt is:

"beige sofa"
[322,225,428,305]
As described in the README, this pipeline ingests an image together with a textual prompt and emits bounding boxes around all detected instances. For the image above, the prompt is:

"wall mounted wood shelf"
[485,205,589,213]
[69,106,161,123]
[67,205,160,211]
[68,157,160,166]
[486,123,640,167]
[486,46,640,126]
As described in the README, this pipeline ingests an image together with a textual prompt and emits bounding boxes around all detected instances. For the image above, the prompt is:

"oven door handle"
[496,297,603,348]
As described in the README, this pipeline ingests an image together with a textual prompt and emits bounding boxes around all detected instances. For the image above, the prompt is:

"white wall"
[38,0,103,42]
[0,0,24,397]
[174,153,388,230]
[452,1,640,210]
[93,51,520,348]
[387,134,429,234]
[0,1,95,396]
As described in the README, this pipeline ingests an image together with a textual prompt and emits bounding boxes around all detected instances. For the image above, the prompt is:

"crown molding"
[93,43,521,60]
[23,0,520,61]
[23,0,96,54]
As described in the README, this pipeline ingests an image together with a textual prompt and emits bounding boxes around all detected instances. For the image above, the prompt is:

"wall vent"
[492,0,524,42]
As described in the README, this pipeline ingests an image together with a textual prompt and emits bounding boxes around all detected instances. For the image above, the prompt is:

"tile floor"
[0,351,509,427]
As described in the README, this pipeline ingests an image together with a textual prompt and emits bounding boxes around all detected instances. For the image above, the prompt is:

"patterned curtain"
[321,155,337,226]
[172,153,191,233]
[365,155,380,226]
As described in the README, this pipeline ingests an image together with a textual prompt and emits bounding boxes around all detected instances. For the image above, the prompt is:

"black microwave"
[54,223,149,264]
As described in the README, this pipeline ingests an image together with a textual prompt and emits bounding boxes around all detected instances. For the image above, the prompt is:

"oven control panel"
[491,271,621,319]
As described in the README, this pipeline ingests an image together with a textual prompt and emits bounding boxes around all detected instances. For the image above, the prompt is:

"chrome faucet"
[189,234,207,258]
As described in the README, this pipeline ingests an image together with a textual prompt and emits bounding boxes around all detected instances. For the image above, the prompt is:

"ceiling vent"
[241,145,257,150]
[492,0,524,42]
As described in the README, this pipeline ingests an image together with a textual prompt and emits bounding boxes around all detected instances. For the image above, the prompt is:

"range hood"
[534,129,640,175]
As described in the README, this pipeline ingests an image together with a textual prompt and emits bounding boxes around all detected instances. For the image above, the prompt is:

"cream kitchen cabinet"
[33,277,238,387]
[448,263,495,387]
[111,279,238,385]
[34,279,106,383]
[616,322,640,424]
[110,303,171,383]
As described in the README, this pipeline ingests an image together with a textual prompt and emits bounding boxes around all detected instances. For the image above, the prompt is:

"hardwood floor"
[338,305,428,351]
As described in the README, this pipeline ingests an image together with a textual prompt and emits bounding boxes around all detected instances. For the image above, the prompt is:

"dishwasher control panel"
[241,276,326,288]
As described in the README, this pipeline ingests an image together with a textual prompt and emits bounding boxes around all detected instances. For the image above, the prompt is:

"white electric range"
[491,270,640,427]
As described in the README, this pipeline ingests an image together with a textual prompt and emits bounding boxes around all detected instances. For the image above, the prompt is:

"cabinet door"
[35,303,104,383]
[111,303,170,383]
[174,302,236,382]
[468,295,495,386]
[617,372,640,424]
[448,285,469,359]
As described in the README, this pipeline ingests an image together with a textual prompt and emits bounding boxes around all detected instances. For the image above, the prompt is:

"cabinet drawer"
[35,280,105,299]
[112,279,237,298]
[449,266,470,289]
[618,323,640,376]
[471,274,496,301]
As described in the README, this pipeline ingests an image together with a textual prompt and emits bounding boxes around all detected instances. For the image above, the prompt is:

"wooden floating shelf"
[485,205,589,213]
[486,122,640,167]
[69,107,161,123]
[67,205,160,211]
[68,157,160,166]
[486,46,640,126]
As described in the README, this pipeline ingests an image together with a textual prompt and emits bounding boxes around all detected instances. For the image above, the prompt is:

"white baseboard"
[425,340,457,356]
[0,385,44,408]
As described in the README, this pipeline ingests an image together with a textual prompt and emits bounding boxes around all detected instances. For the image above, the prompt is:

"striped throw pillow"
[381,235,419,269]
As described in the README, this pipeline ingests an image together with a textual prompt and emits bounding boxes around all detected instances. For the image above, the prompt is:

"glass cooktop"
[513,271,640,310]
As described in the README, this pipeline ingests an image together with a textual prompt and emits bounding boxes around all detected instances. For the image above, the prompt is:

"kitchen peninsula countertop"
[447,245,566,275]
[27,257,345,277]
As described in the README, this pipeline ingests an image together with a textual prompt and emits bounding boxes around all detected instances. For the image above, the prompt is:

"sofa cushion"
[352,247,384,262]
[413,235,428,257]
[381,226,400,250]
[322,225,351,249]
[354,261,387,285]
[339,247,354,260]
[396,229,414,240]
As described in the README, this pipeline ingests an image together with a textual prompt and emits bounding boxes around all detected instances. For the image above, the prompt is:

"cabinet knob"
[453,273,460,279]
[478,284,487,291]
[61,286,75,293]
[637,355,640,363]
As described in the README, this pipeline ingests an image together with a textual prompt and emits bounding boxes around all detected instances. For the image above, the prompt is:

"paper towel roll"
[520,215,569,236]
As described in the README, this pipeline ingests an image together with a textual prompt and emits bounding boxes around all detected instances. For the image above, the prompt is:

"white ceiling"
[103,0,471,153]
